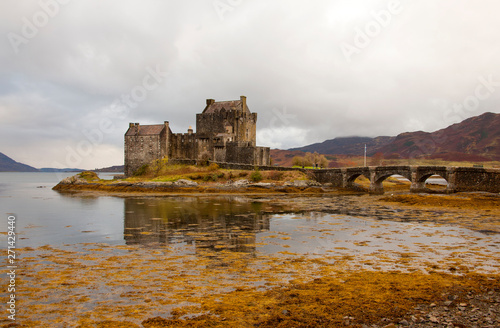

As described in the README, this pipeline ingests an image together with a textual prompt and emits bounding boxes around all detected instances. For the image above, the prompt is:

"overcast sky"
[1,0,499,169]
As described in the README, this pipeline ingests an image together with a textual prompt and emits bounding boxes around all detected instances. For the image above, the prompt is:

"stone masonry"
[124,96,270,176]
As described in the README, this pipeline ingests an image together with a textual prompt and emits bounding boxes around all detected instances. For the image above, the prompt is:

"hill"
[290,136,394,157]
[289,112,500,161]
[0,152,38,172]
[39,168,83,172]
[94,165,124,172]
[377,112,500,161]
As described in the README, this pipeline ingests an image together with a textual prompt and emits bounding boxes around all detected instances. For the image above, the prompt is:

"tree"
[370,152,384,166]
[293,152,328,168]
[319,155,329,168]
[309,152,329,169]
[292,156,304,167]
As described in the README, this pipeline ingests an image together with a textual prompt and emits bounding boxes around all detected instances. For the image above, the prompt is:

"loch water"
[0,172,498,272]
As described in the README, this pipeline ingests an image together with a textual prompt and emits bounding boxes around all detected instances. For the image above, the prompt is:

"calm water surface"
[0,172,497,265]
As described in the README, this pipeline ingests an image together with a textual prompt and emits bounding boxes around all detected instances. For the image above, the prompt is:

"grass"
[127,163,309,184]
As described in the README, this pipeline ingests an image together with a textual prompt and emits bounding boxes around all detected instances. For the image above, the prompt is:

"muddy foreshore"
[9,176,498,328]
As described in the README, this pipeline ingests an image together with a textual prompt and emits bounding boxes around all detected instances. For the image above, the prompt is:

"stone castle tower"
[124,96,270,176]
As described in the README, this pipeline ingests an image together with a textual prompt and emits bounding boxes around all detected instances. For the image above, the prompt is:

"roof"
[203,100,250,114]
[125,124,165,136]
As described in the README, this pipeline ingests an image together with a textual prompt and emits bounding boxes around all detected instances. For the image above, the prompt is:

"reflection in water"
[124,196,276,253]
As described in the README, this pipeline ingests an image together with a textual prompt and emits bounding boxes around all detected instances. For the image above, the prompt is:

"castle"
[124,96,271,176]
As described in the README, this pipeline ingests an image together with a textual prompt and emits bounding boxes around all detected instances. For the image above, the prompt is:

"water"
[0,172,497,261]
[0,172,125,247]
[1,172,498,326]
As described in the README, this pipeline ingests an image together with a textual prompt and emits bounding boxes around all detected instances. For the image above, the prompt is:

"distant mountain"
[39,168,83,172]
[287,112,500,161]
[290,136,394,156]
[94,165,124,172]
[376,112,500,161]
[0,152,38,172]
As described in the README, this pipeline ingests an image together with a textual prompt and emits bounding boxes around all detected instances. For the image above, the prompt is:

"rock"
[399,319,409,326]
[60,175,77,184]
[232,179,249,187]
[444,300,453,306]
[174,179,198,186]
[290,180,308,187]
[429,315,439,323]
[249,182,273,188]
[285,180,320,188]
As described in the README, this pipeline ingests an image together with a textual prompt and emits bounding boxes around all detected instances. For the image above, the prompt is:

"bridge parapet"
[452,167,500,193]
[305,165,500,194]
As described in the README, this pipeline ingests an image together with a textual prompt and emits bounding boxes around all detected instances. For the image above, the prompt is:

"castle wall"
[169,132,197,160]
[213,147,226,162]
[125,134,162,176]
[254,146,270,166]
[224,142,270,166]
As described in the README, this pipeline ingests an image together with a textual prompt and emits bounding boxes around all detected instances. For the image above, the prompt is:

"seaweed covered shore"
[8,171,497,327]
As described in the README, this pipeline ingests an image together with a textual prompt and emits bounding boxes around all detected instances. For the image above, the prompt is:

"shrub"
[198,151,211,166]
[208,163,219,171]
[203,173,220,182]
[250,169,263,182]
[189,174,203,180]
[78,171,99,181]
[267,171,284,181]
[133,164,149,176]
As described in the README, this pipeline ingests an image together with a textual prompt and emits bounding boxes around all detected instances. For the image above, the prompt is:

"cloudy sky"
[1,0,499,169]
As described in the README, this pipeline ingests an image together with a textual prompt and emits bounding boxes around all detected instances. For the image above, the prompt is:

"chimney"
[206,99,215,106]
[240,95,247,109]
[129,123,134,128]
[188,126,193,135]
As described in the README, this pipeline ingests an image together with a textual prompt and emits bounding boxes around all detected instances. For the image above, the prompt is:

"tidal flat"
[2,192,499,328]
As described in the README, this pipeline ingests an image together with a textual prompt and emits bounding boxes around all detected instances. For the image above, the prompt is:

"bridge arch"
[410,166,454,193]
[341,168,370,189]
[369,167,412,194]
[420,173,449,189]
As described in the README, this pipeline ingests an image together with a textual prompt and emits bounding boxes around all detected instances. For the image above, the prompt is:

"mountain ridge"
[0,152,38,172]
[289,112,500,161]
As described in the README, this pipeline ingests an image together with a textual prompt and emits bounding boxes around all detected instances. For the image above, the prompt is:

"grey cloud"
[1,0,499,168]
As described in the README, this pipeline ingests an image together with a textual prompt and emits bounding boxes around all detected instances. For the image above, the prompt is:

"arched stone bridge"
[308,166,500,194]
[202,161,500,195]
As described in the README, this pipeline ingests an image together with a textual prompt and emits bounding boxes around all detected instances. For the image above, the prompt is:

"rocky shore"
[52,173,332,194]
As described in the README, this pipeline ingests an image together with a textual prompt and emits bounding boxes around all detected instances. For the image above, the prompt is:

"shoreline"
[51,171,440,196]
